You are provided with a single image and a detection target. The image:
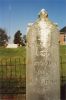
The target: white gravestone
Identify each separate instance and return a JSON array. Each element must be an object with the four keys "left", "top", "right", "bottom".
[{"left": 26, "top": 9, "right": 60, "bottom": 100}]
